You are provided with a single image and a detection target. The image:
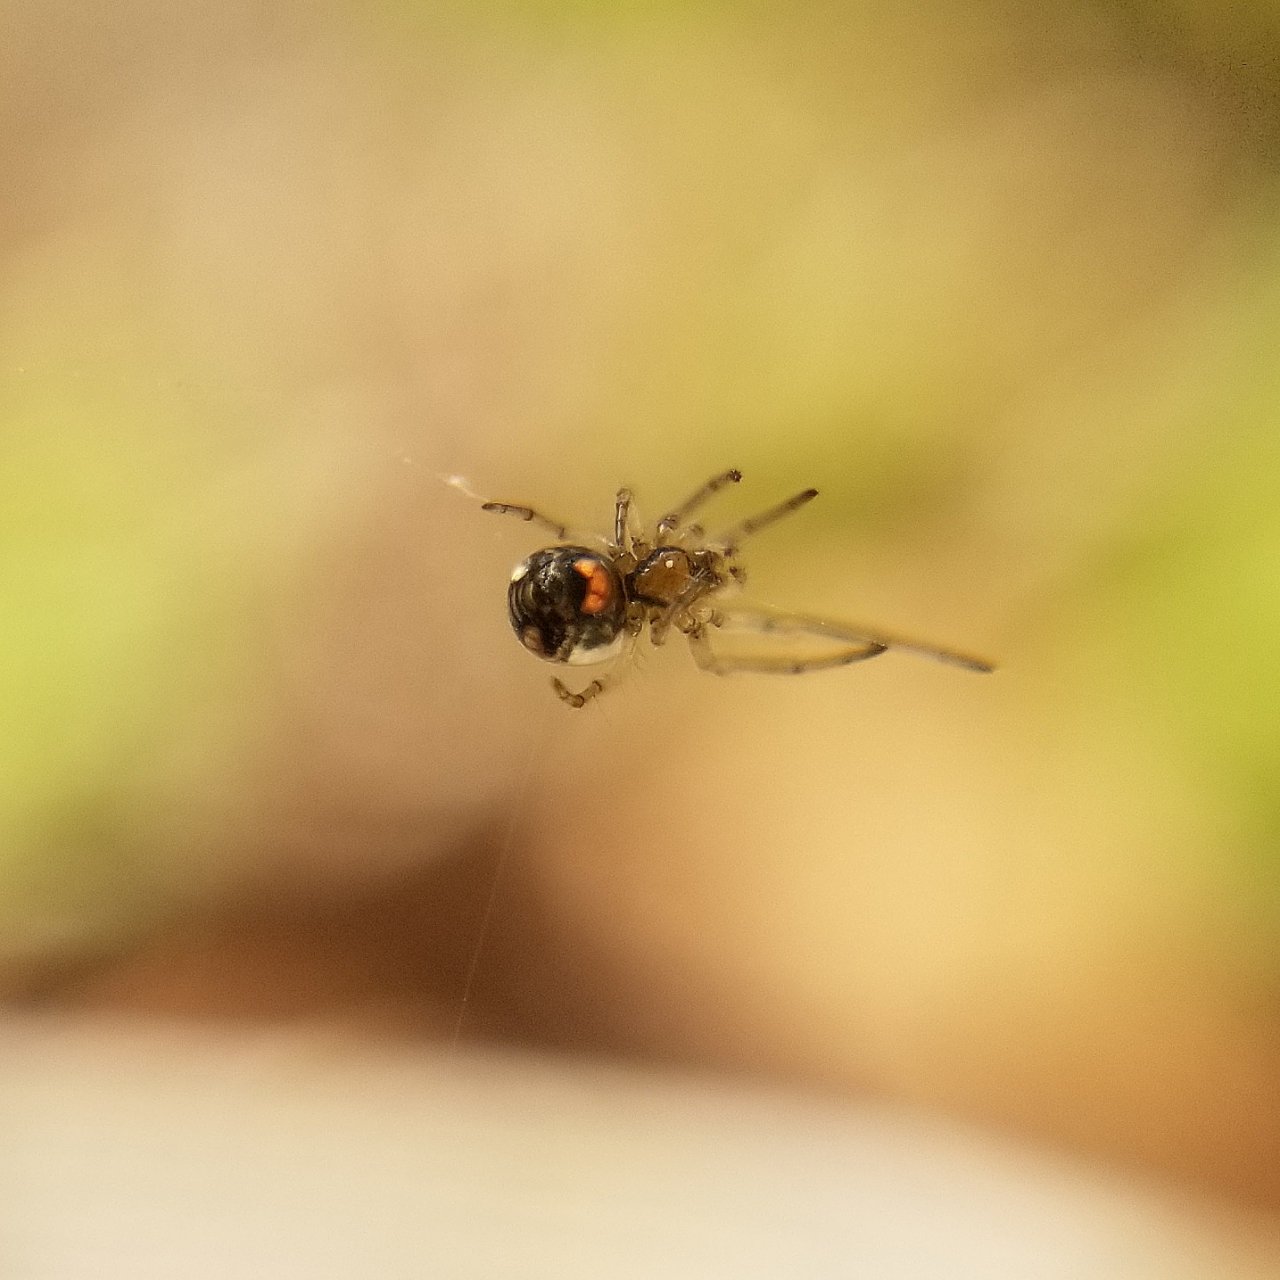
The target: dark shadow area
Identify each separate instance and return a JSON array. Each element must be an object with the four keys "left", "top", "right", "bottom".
[{"left": 0, "top": 834, "right": 632, "bottom": 1056}]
